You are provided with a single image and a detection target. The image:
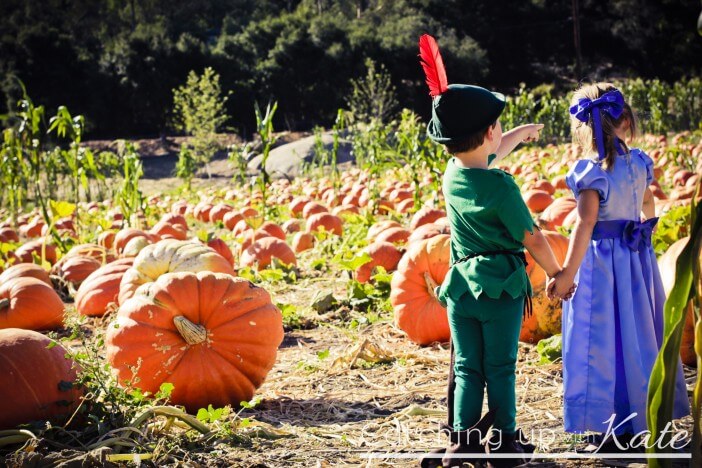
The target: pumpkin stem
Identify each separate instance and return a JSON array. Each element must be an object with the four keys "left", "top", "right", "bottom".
[
  {"left": 173, "top": 316, "right": 207, "bottom": 345},
  {"left": 0, "top": 298, "right": 9, "bottom": 311},
  {"left": 424, "top": 272, "right": 439, "bottom": 300}
]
